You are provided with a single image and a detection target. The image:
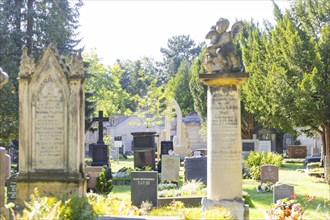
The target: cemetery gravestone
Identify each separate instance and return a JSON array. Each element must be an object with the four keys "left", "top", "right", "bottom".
[
  {"left": 184, "top": 157, "right": 207, "bottom": 184},
  {"left": 199, "top": 18, "right": 247, "bottom": 218},
  {"left": 161, "top": 141, "right": 173, "bottom": 156},
  {"left": 161, "top": 155, "right": 180, "bottom": 182},
  {"left": 131, "top": 171, "right": 158, "bottom": 207},
  {"left": 91, "top": 111, "right": 109, "bottom": 166},
  {"left": 5, "top": 154, "right": 11, "bottom": 179},
  {"left": 85, "top": 166, "right": 103, "bottom": 191},
  {"left": 260, "top": 165, "right": 279, "bottom": 184},
  {"left": 132, "top": 132, "right": 156, "bottom": 169},
  {"left": 0, "top": 147, "right": 6, "bottom": 208},
  {"left": 288, "top": 145, "right": 307, "bottom": 158},
  {"left": 311, "top": 147, "right": 321, "bottom": 157},
  {"left": 258, "top": 141, "right": 271, "bottom": 153},
  {"left": 6, "top": 173, "right": 18, "bottom": 204},
  {"left": 273, "top": 183, "right": 294, "bottom": 203},
  {"left": 16, "top": 45, "right": 86, "bottom": 204}
]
